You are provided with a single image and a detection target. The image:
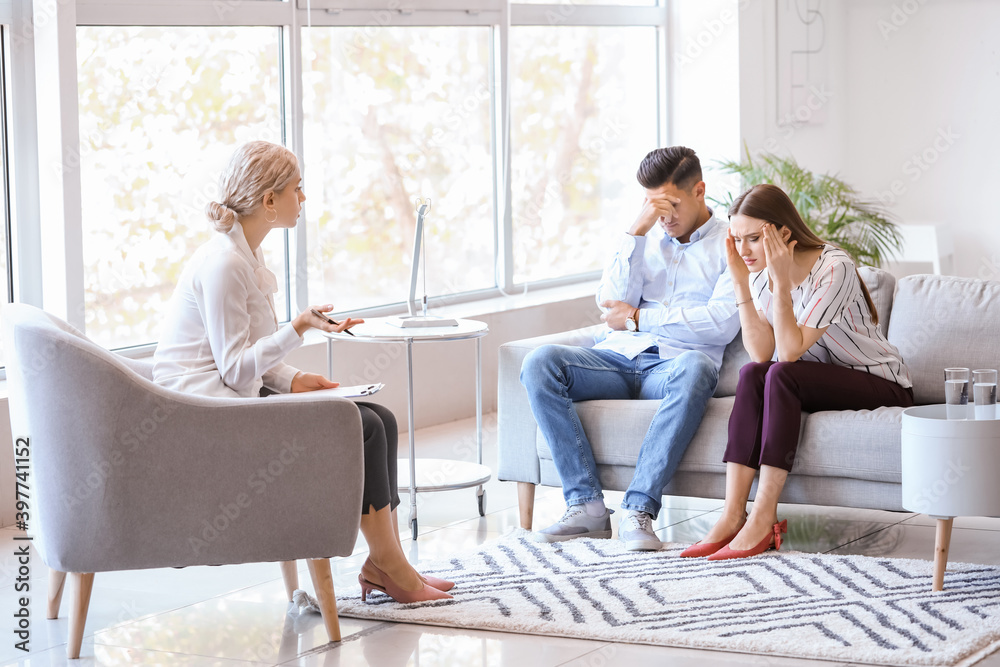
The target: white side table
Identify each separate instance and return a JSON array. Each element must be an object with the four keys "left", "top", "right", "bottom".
[
  {"left": 901, "top": 404, "right": 1000, "bottom": 590},
  {"left": 323, "top": 318, "right": 491, "bottom": 540}
]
